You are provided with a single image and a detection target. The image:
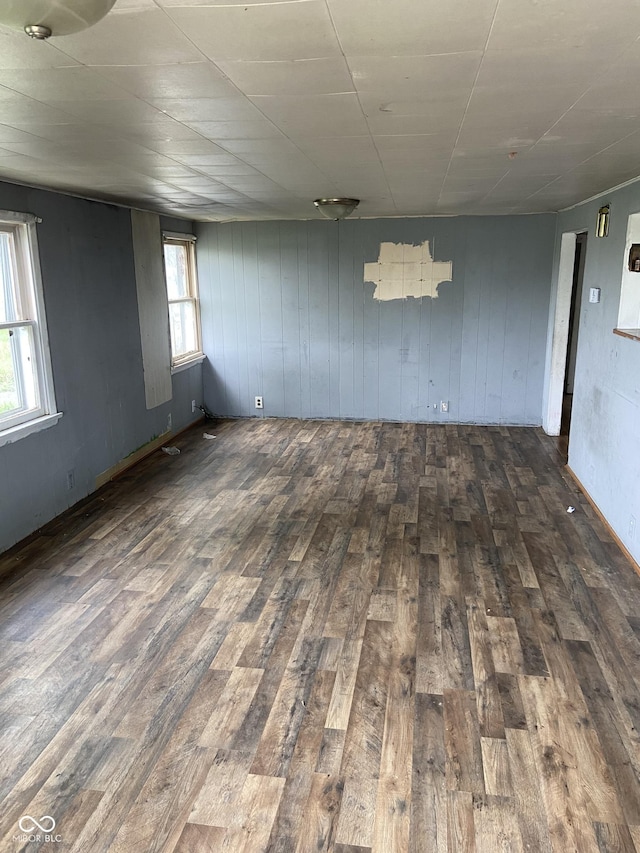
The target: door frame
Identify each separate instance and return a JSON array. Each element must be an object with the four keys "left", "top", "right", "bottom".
[{"left": 543, "top": 230, "right": 582, "bottom": 436}]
